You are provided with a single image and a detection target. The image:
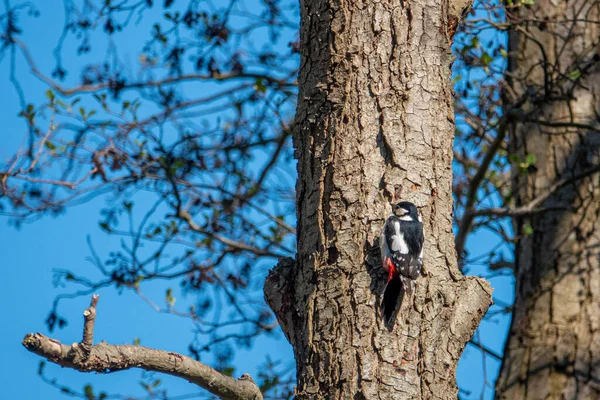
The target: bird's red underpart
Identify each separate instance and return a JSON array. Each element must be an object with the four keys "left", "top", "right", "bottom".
[{"left": 386, "top": 258, "right": 397, "bottom": 283}]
